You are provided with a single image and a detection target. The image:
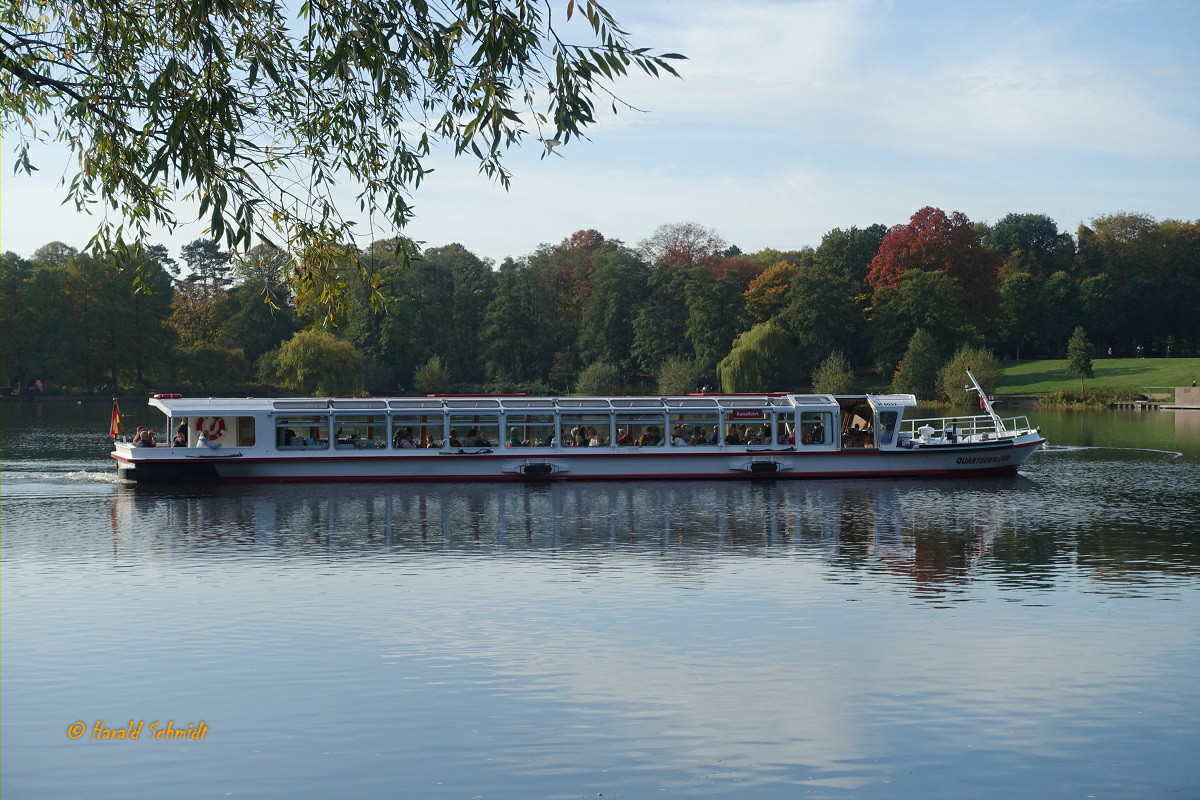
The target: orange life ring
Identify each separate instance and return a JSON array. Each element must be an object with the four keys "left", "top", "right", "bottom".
[{"left": 195, "top": 416, "right": 226, "bottom": 441}]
